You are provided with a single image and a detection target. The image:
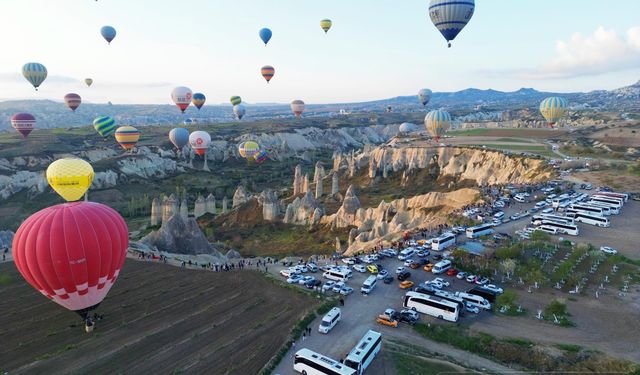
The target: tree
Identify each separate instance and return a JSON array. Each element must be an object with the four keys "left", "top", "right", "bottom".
[
  {"left": 544, "top": 299, "right": 568, "bottom": 317},
  {"left": 500, "top": 258, "right": 516, "bottom": 278},
  {"left": 496, "top": 289, "right": 517, "bottom": 309},
  {"left": 530, "top": 230, "right": 550, "bottom": 242},
  {"left": 495, "top": 245, "right": 522, "bottom": 260}
]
